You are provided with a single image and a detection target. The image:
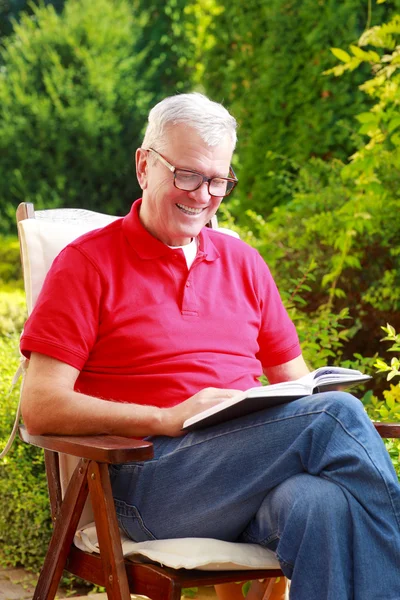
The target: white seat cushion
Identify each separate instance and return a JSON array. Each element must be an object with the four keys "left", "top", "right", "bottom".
[{"left": 74, "top": 523, "right": 280, "bottom": 571}]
